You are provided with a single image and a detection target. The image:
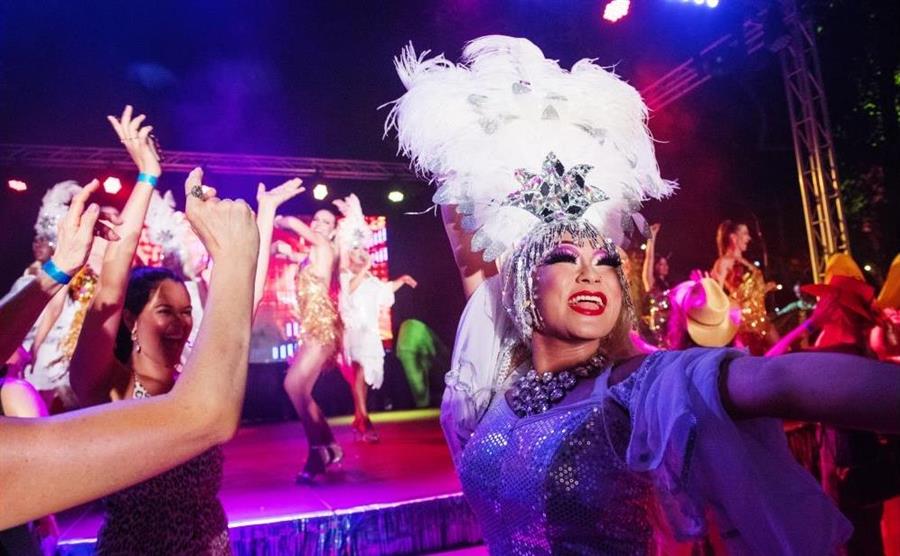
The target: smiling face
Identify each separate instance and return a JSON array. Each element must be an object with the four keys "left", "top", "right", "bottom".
[
  {"left": 310, "top": 209, "right": 337, "bottom": 239},
  {"left": 130, "top": 279, "right": 193, "bottom": 369},
  {"left": 532, "top": 239, "right": 624, "bottom": 343}
]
